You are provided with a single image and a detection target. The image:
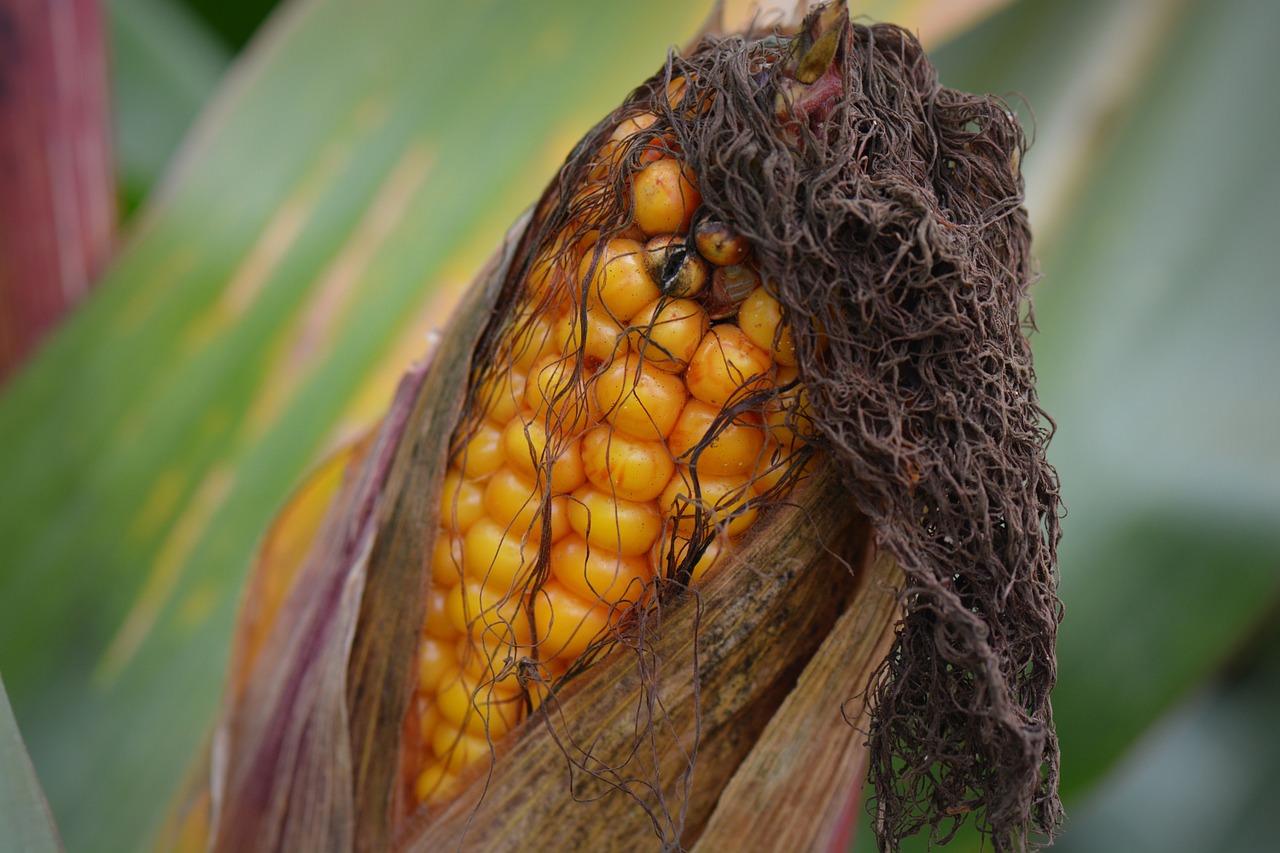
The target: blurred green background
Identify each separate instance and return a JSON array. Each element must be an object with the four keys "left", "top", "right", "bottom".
[{"left": 1, "top": 0, "right": 1277, "bottom": 849}]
